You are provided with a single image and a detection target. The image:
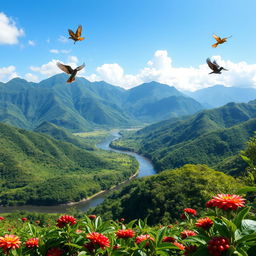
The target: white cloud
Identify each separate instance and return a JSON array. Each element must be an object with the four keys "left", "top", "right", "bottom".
[
  {"left": 30, "top": 59, "right": 62, "bottom": 76},
  {"left": 50, "top": 49, "right": 59, "bottom": 54},
  {"left": 28, "top": 40, "right": 35, "bottom": 46},
  {"left": 0, "top": 12, "right": 24, "bottom": 45},
  {"left": 50, "top": 49, "right": 71, "bottom": 54},
  {"left": 58, "top": 35, "right": 68, "bottom": 43},
  {"left": 24, "top": 73, "right": 39, "bottom": 82},
  {"left": 29, "top": 55, "right": 84, "bottom": 77},
  {"left": 86, "top": 50, "right": 256, "bottom": 91},
  {"left": 0, "top": 65, "right": 18, "bottom": 81}
]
